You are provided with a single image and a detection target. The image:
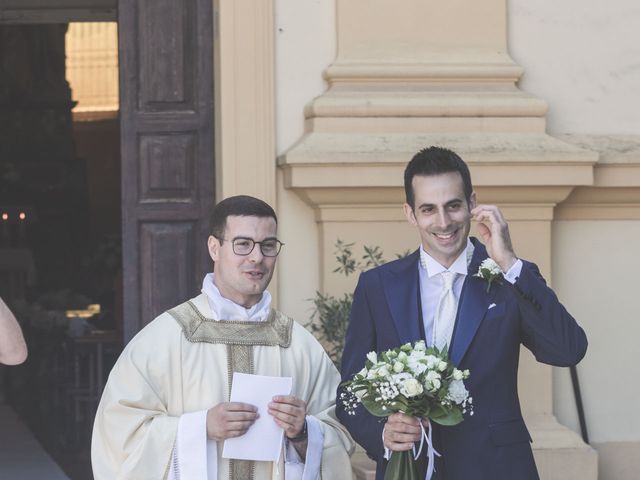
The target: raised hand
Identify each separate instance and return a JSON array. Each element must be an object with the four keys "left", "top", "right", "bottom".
[
  {"left": 207, "top": 402, "right": 259, "bottom": 441},
  {"left": 471, "top": 204, "right": 517, "bottom": 272}
]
